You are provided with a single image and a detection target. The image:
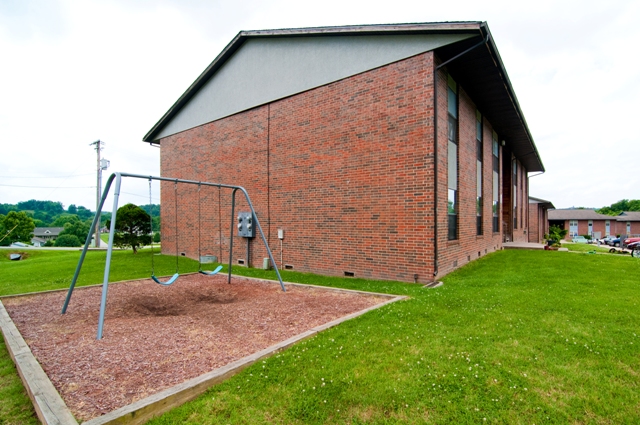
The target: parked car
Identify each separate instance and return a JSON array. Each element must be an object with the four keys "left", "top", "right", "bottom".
[
  {"left": 571, "top": 236, "right": 588, "bottom": 244},
  {"left": 623, "top": 236, "right": 640, "bottom": 247},
  {"left": 600, "top": 235, "right": 616, "bottom": 245},
  {"left": 628, "top": 241, "right": 640, "bottom": 258}
]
